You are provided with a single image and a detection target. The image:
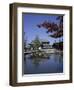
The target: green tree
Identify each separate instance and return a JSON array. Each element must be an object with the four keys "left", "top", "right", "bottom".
[
  {"left": 31, "top": 36, "right": 41, "bottom": 50},
  {"left": 24, "top": 32, "right": 27, "bottom": 51}
]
